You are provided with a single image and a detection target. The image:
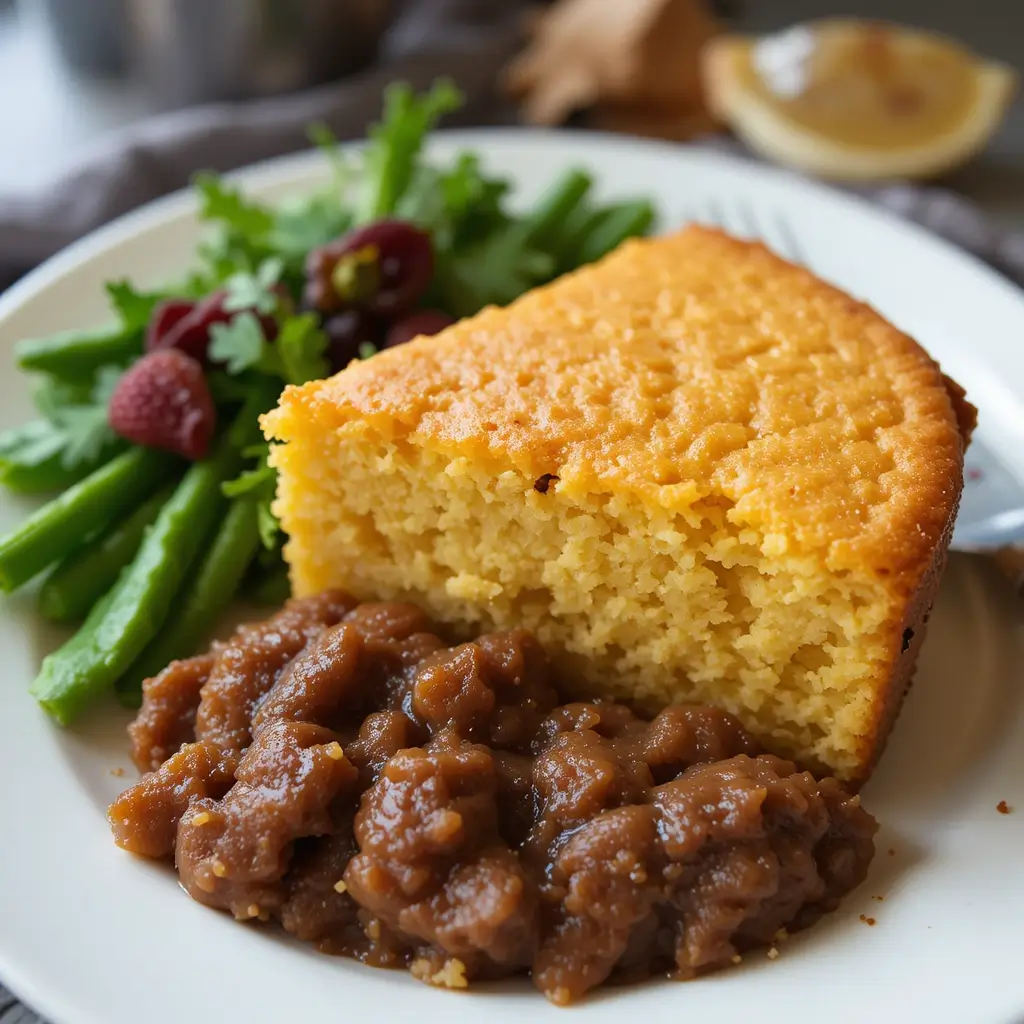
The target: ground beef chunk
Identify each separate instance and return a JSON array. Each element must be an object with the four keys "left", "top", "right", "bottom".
[
  {"left": 110, "top": 593, "right": 357, "bottom": 858},
  {"left": 250, "top": 622, "right": 364, "bottom": 735},
  {"left": 195, "top": 590, "right": 356, "bottom": 759},
  {"left": 652, "top": 755, "right": 847, "bottom": 977},
  {"left": 345, "top": 736, "right": 536, "bottom": 975},
  {"left": 129, "top": 653, "right": 213, "bottom": 773},
  {"left": 533, "top": 803, "right": 661, "bottom": 1002},
  {"left": 279, "top": 829, "right": 364, "bottom": 949},
  {"left": 176, "top": 720, "right": 358, "bottom": 919},
  {"left": 110, "top": 594, "right": 877, "bottom": 1004},
  {"left": 345, "top": 710, "right": 422, "bottom": 788},
  {"left": 109, "top": 740, "right": 233, "bottom": 857}
]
